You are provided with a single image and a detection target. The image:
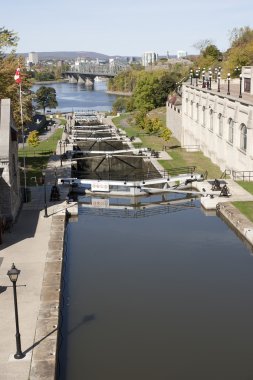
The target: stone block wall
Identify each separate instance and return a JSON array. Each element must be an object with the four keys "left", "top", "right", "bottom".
[{"left": 0, "top": 99, "right": 21, "bottom": 220}]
